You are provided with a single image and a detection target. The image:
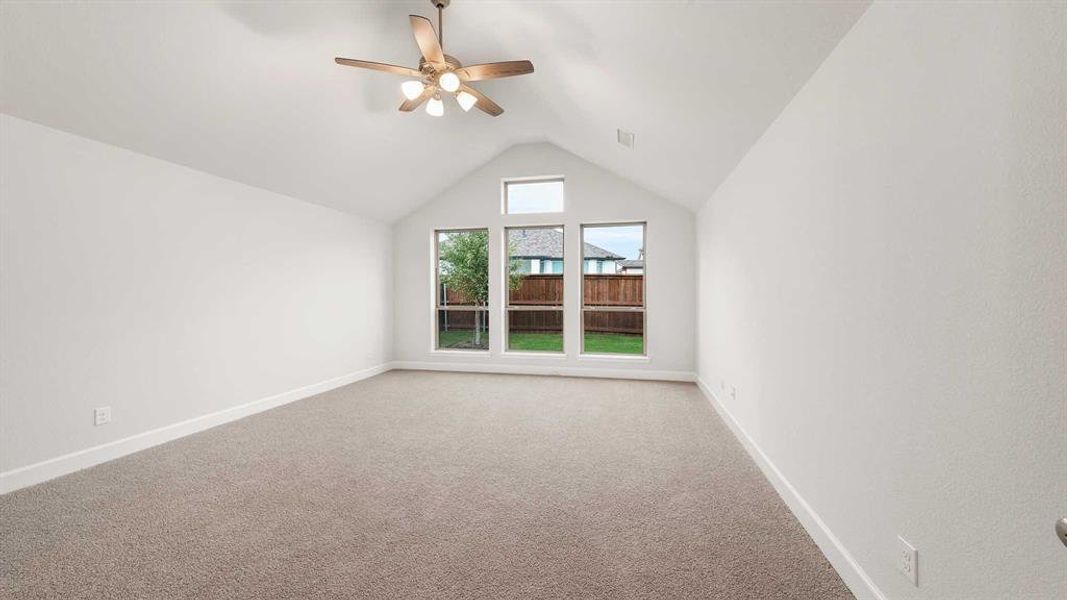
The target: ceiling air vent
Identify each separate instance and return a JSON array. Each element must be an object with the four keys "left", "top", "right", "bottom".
[{"left": 617, "top": 129, "right": 635, "bottom": 149}]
